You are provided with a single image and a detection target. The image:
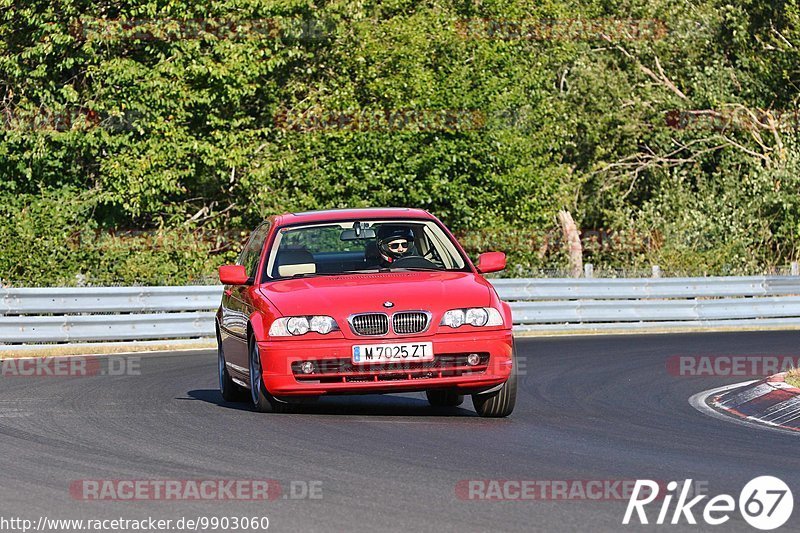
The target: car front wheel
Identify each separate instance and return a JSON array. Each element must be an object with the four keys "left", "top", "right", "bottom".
[
  {"left": 249, "top": 338, "right": 293, "bottom": 413},
  {"left": 472, "top": 348, "right": 517, "bottom": 418}
]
